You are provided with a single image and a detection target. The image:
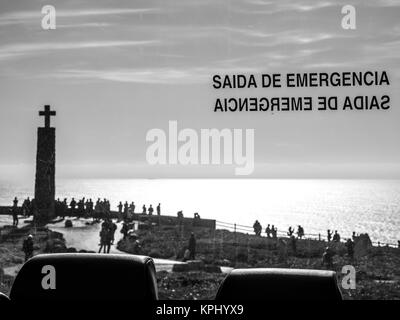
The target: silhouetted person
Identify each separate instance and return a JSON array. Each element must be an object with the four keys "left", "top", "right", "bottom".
[
  {"left": 142, "top": 205, "right": 147, "bottom": 214},
  {"left": 253, "top": 220, "right": 262, "bottom": 236},
  {"left": 130, "top": 202, "right": 135, "bottom": 214},
  {"left": 188, "top": 233, "right": 196, "bottom": 260},
  {"left": 265, "top": 224, "right": 271, "bottom": 238},
  {"left": 322, "top": 247, "right": 334, "bottom": 269},
  {"left": 77, "top": 199, "right": 84, "bottom": 218},
  {"left": 110, "top": 221, "right": 117, "bottom": 245},
  {"left": 124, "top": 201, "right": 129, "bottom": 216},
  {"left": 118, "top": 202, "right": 123, "bottom": 214},
  {"left": 61, "top": 198, "right": 67, "bottom": 218},
  {"left": 70, "top": 198, "right": 76, "bottom": 214},
  {"left": 12, "top": 197, "right": 19, "bottom": 226},
  {"left": 12, "top": 207, "right": 19, "bottom": 227},
  {"left": 327, "top": 229, "right": 332, "bottom": 242},
  {"left": 13, "top": 197, "right": 18, "bottom": 208},
  {"left": 22, "top": 198, "right": 30, "bottom": 217},
  {"left": 121, "top": 222, "right": 129, "bottom": 239},
  {"left": 345, "top": 239, "right": 354, "bottom": 259},
  {"left": 85, "top": 199, "right": 91, "bottom": 215},
  {"left": 106, "top": 226, "right": 113, "bottom": 254},
  {"left": 157, "top": 203, "right": 161, "bottom": 215},
  {"left": 352, "top": 231, "right": 357, "bottom": 241},
  {"left": 87, "top": 199, "right": 94, "bottom": 215},
  {"left": 194, "top": 212, "right": 200, "bottom": 219},
  {"left": 148, "top": 205, "right": 154, "bottom": 215},
  {"left": 297, "top": 225, "right": 304, "bottom": 239},
  {"left": 22, "top": 234, "right": 34, "bottom": 262},
  {"left": 98, "top": 225, "right": 108, "bottom": 253},
  {"left": 333, "top": 230, "right": 341, "bottom": 242},
  {"left": 271, "top": 225, "right": 277, "bottom": 239},
  {"left": 287, "top": 226, "right": 294, "bottom": 237}
]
